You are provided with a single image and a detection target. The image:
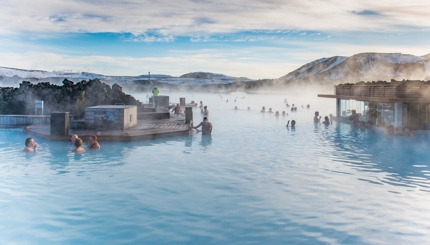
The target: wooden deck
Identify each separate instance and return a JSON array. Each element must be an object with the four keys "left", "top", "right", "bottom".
[{"left": 24, "top": 117, "right": 191, "bottom": 142}]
